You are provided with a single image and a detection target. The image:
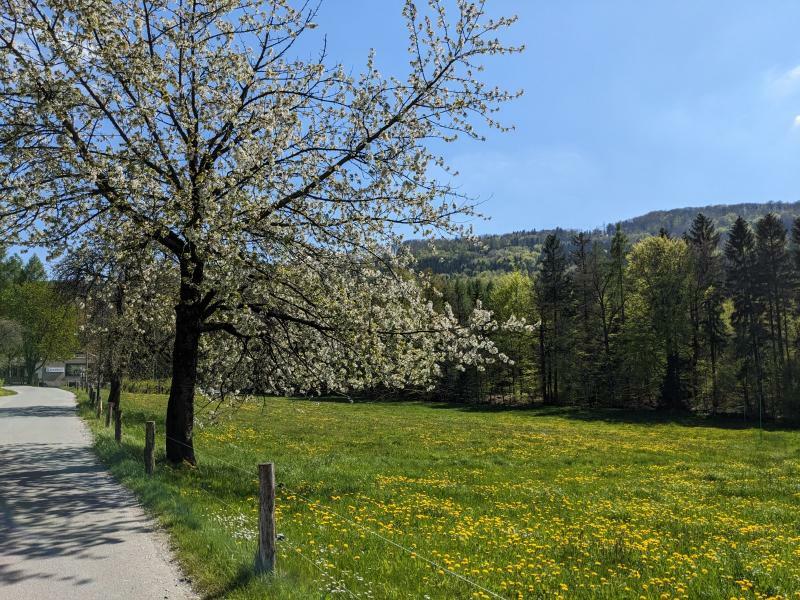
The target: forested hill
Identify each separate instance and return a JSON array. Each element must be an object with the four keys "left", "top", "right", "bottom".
[
  {"left": 615, "top": 201, "right": 800, "bottom": 238},
  {"left": 408, "top": 200, "right": 800, "bottom": 275}
]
